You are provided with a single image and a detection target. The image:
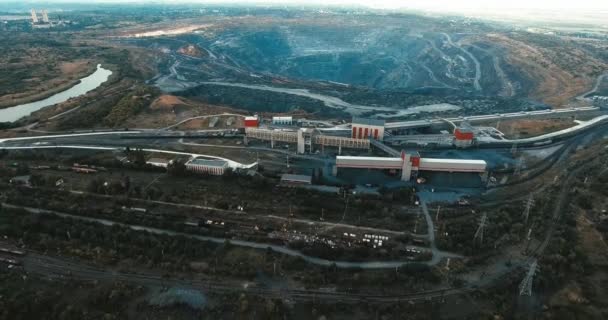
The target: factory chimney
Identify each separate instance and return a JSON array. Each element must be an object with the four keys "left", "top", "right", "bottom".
[
  {"left": 41, "top": 10, "right": 49, "bottom": 23},
  {"left": 30, "top": 9, "right": 38, "bottom": 24}
]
